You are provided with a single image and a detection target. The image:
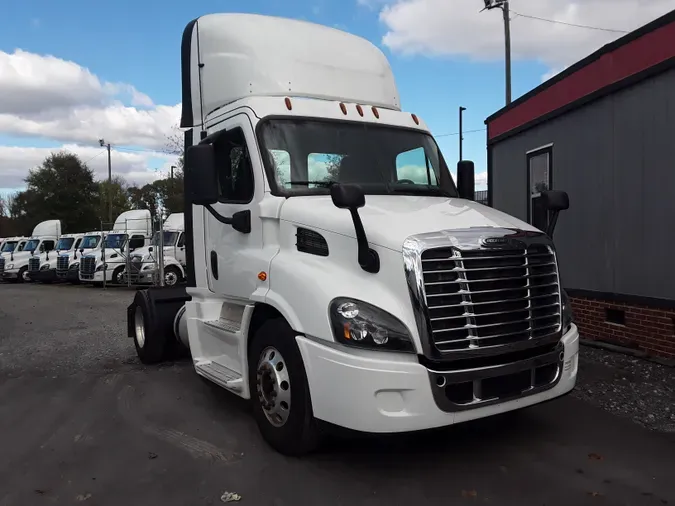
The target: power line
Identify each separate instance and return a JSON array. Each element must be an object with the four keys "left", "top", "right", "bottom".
[
  {"left": 436, "top": 128, "right": 485, "bottom": 138},
  {"left": 511, "top": 10, "right": 628, "bottom": 34},
  {"left": 82, "top": 150, "right": 106, "bottom": 164}
]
